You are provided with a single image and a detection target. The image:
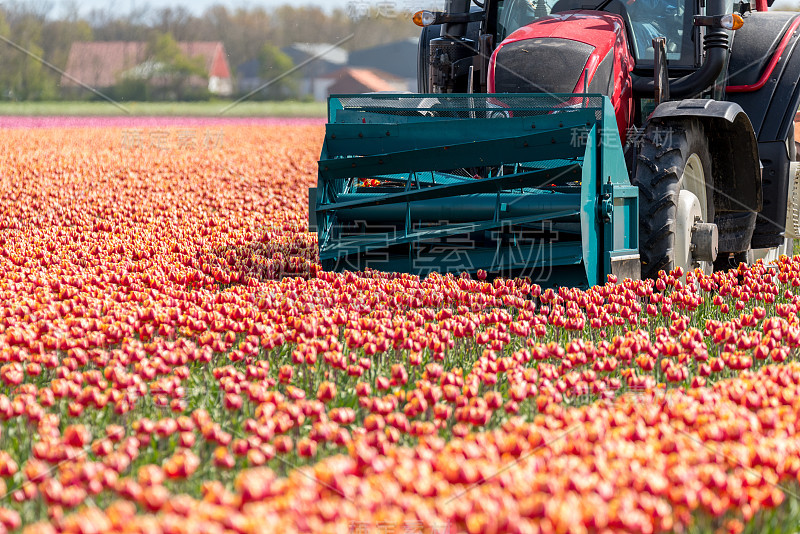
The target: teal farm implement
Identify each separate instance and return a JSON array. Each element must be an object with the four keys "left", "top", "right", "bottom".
[
  {"left": 309, "top": 0, "right": 800, "bottom": 286},
  {"left": 310, "top": 93, "right": 638, "bottom": 288}
]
